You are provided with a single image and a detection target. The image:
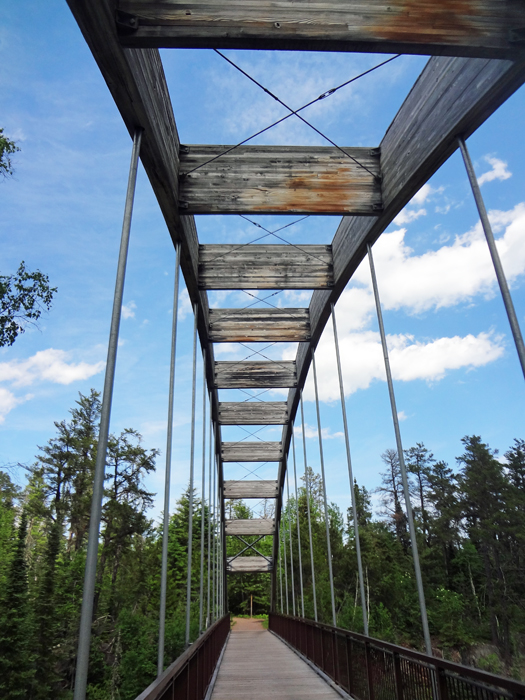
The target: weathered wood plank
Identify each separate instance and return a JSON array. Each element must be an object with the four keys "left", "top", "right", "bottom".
[
  {"left": 224, "top": 480, "right": 279, "bottom": 498},
  {"left": 209, "top": 308, "right": 311, "bottom": 343},
  {"left": 218, "top": 402, "right": 288, "bottom": 425},
  {"left": 227, "top": 556, "right": 273, "bottom": 573},
  {"left": 118, "top": 0, "right": 525, "bottom": 60},
  {"left": 221, "top": 442, "right": 283, "bottom": 462},
  {"left": 226, "top": 519, "right": 275, "bottom": 535},
  {"left": 200, "top": 246, "right": 332, "bottom": 290},
  {"left": 215, "top": 361, "right": 297, "bottom": 388},
  {"left": 179, "top": 146, "right": 382, "bottom": 215}
]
